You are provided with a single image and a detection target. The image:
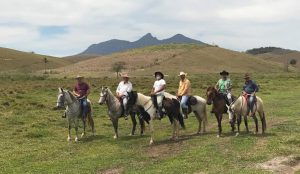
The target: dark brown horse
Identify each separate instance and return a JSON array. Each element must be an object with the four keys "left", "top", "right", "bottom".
[{"left": 206, "top": 86, "right": 235, "bottom": 137}]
